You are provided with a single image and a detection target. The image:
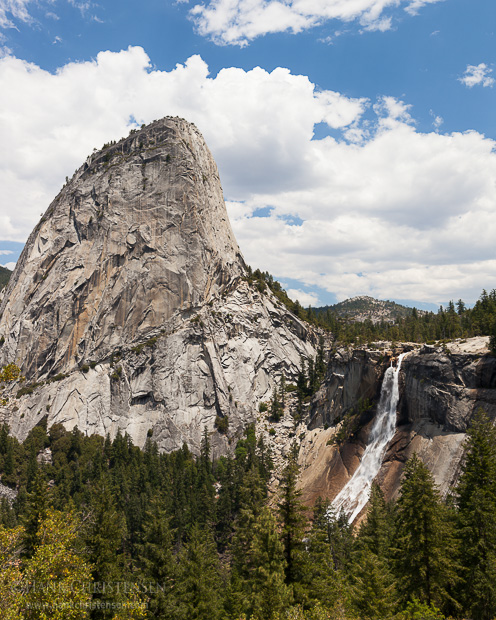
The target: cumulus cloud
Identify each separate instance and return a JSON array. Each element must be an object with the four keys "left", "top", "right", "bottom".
[
  {"left": 1, "top": 262, "right": 16, "bottom": 270},
  {"left": 189, "top": 0, "right": 445, "bottom": 46},
  {"left": 287, "top": 289, "right": 320, "bottom": 307},
  {"left": 459, "top": 63, "right": 495, "bottom": 88},
  {"left": 1, "top": 46, "right": 495, "bottom": 305}
]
